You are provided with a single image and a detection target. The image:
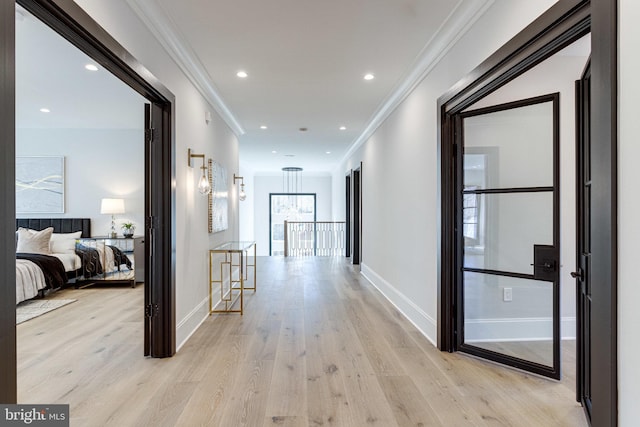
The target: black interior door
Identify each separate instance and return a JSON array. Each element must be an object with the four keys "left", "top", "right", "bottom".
[
  {"left": 345, "top": 174, "right": 351, "bottom": 258},
  {"left": 352, "top": 168, "right": 361, "bottom": 266},
  {"left": 144, "top": 102, "right": 174, "bottom": 358},
  {"left": 143, "top": 104, "right": 152, "bottom": 356},
  {"left": 574, "top": 59, "right": 592, "bottom": 420}
]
